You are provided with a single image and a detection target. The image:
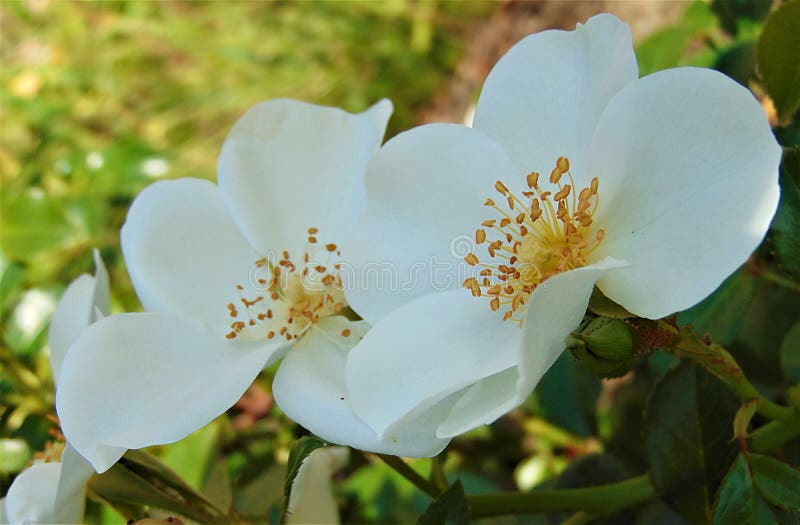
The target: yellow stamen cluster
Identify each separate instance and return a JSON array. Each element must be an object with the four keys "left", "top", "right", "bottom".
[
  {"left": 33, "top": 419, "right": 66, "bottom": 463},
  {"left": 463, "top": 156, "right": 604, "bottom": 325},
  {"left": 226, "top": 227, "right": 348, "bottom": 342}
]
